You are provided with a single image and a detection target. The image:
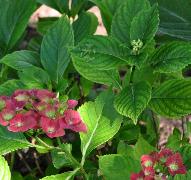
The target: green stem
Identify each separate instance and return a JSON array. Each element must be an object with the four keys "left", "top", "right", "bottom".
[
  {"left": 35, "top": 137, "right": 54, "bottom": 150},
  {"left": 129, "top": 66, "right": 136, "bottom": 84},
  {"left": 61, "top": 150, "right": 88, "bottom": 179},
  {"left": 35, "top": 137, "right": 88, "bottom": 179},
  {"left": 10, "top": 152, "right": 15, "bottom": 170}
]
